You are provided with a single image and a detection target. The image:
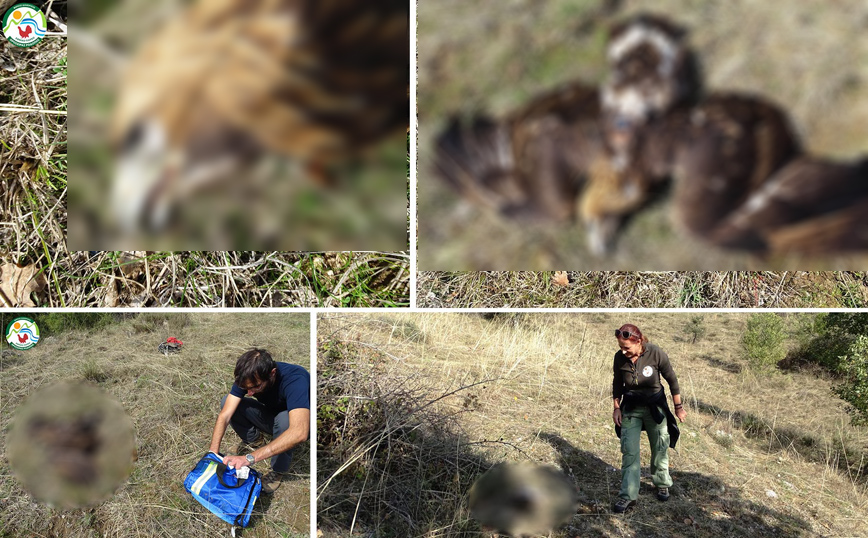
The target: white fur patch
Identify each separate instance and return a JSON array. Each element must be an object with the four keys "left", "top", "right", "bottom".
[
  {"left": 608, "top": 23, "right": 680, "bottom": 77},
  {"left": 494, "top": 126, "right": 513, "bottom": 169},
  {"left": 605, "top": 87, "right": 649, "bottom": 120},
  {"left": 112, "top": 120, "right": 169, "bottom": 232},
  {"left": 730, "top": 185, "right": 776, "bottom": 226}
]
